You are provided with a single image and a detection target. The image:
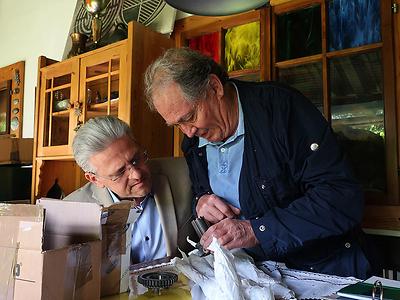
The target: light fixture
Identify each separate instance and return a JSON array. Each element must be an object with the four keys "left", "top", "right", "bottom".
[{"left": 164, "top": 0, "right": 269, "bottom": 16}]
